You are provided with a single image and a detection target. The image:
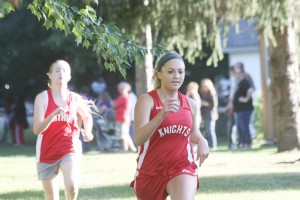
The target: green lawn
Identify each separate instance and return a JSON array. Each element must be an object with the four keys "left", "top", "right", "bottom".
[{"left": 0, "top": 130, "right": 300, "bottom": 200}]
